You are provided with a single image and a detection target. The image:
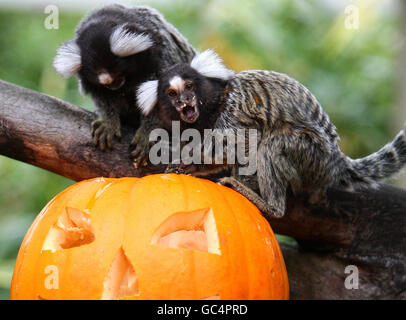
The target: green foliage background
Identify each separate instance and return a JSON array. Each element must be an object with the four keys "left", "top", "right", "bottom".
[{"left": 0, "top": 0, "right": 402, "bottom": 299}]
